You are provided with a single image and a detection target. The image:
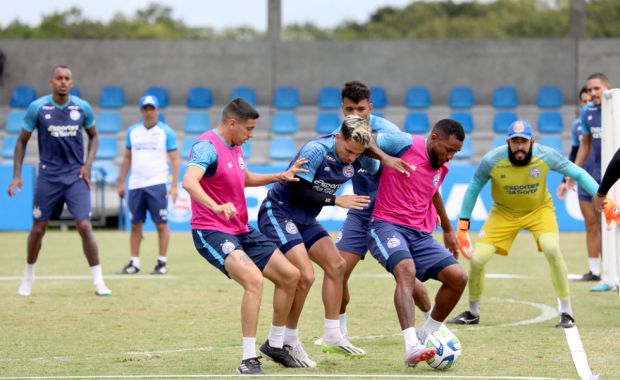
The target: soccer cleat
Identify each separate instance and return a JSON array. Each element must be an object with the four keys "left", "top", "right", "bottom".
[
  {"left": 236, "top": 357, "right": 263, "bottom": 375},
  {"left": 151, "top": 260, "right": 168, "bottom": 275},
  {"left": 285, "top": 343, "right": 317, "bottom": 368},
  {"left": 321, "top": 337, "right": 366, "bottom": 358},
  {"left": 447, "top": 310, "right": 480, "bottom": 325},
  {"left": 259, "top": 340, "right": 304, "bottom": 368},
  {"left": 579, "top": 271, "right": 601, "bottom": 282},
  {"left": 94, "top": 283, "right": 112, "bottom": 296},
  {"left": 121, "top": 261, "right": 140, "bottom": 274},
  {"left": 590, "top": 283, "right": 613, "bottom": 292},
  {"left": 404, "top": 345, "right": 436, "bottom": 367},
  {"left": 555, "top": 312, "right": 575, "bottom": 328},
  {"left": 17, "top": 278, "right": 34, "bottom": 296}
]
